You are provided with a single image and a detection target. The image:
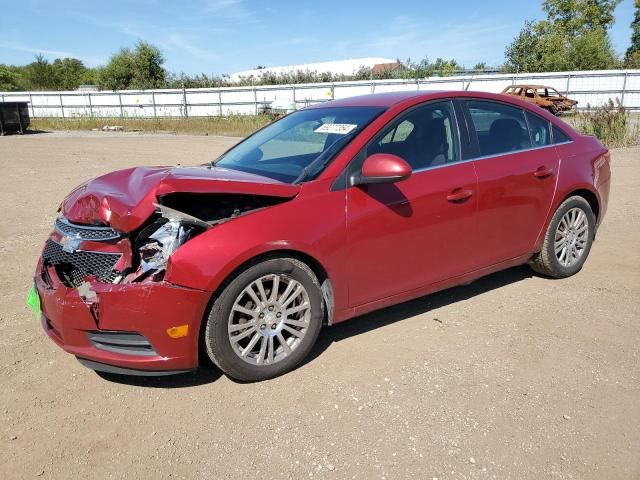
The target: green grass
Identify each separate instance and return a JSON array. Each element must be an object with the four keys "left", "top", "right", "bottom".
[
  {"left": 564, "top": 101, "right": 640, "bottom": 148},
  {"left": 30, "top": 115, "right": 272, "bottom": 137}
]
